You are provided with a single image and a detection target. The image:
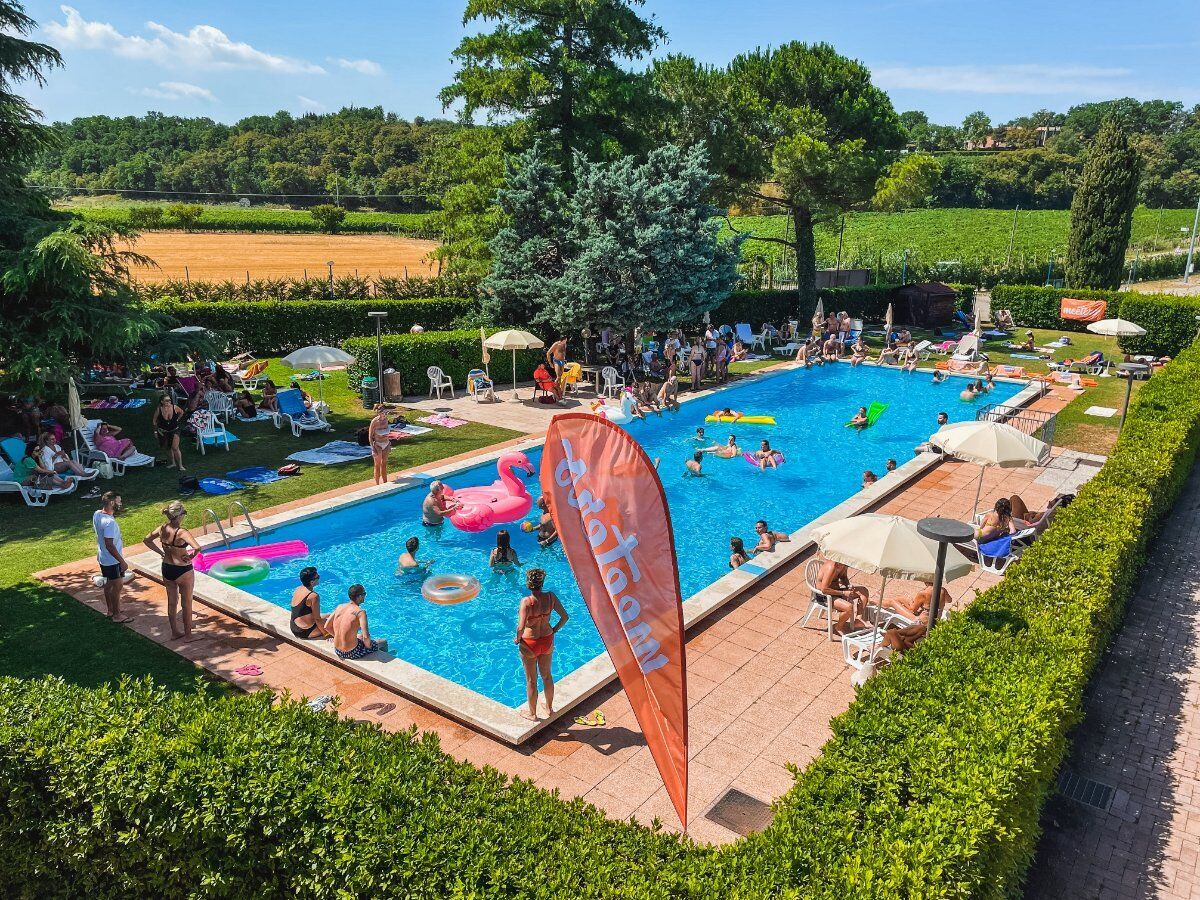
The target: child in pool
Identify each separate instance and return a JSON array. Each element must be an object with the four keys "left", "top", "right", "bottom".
[{"left": 396, "top": 536, "right": 432, "bottom": 574}]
